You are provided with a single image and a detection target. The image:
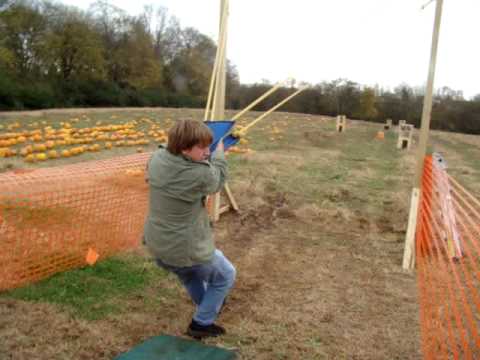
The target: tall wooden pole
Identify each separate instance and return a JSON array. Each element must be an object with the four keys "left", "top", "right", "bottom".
[
  {"left": 204, "top": 0, "right": 228, "bottom": 121},
  {"left": 218, "top": 0, "right": 227, "bottom": 115},
  {"left": 212, "top": 0, "right": 228, "bottom": 121},
  {"left": 210, "top": 0, "right": 230, "bottom": 221},
  {"left": 414, "top": 0, "right": 444, "bottom": 187},
  {"left": 403, "top": 0, "right": 444, "bottom": 270}
]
